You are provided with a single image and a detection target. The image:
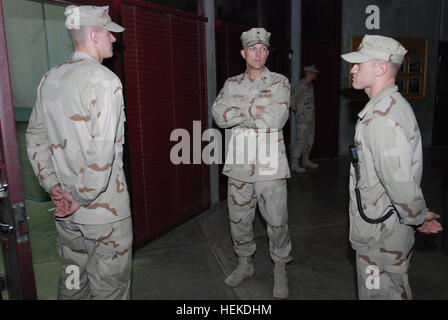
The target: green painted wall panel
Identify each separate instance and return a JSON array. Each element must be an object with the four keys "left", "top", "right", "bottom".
[
  {"left": 2, "top": 0, "right": 72, "bottom": 200},
  {"left": 2, "top": 0, "right": 73, "bottom": 118}
]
